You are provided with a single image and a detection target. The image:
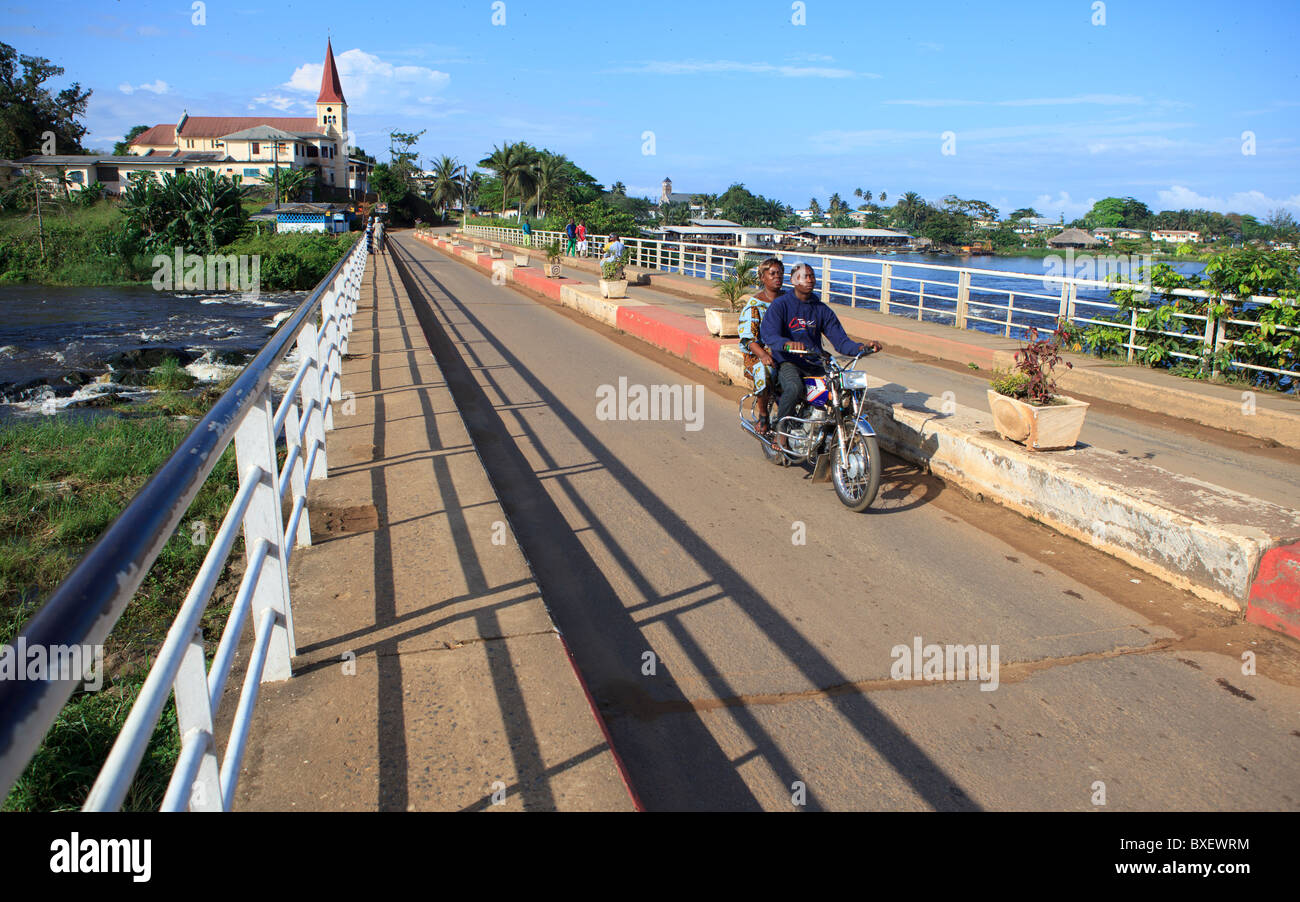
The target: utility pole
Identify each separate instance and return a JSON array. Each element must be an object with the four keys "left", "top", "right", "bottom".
[{"left": 274, "top": 141, "right": 281, "bottom": 210}]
